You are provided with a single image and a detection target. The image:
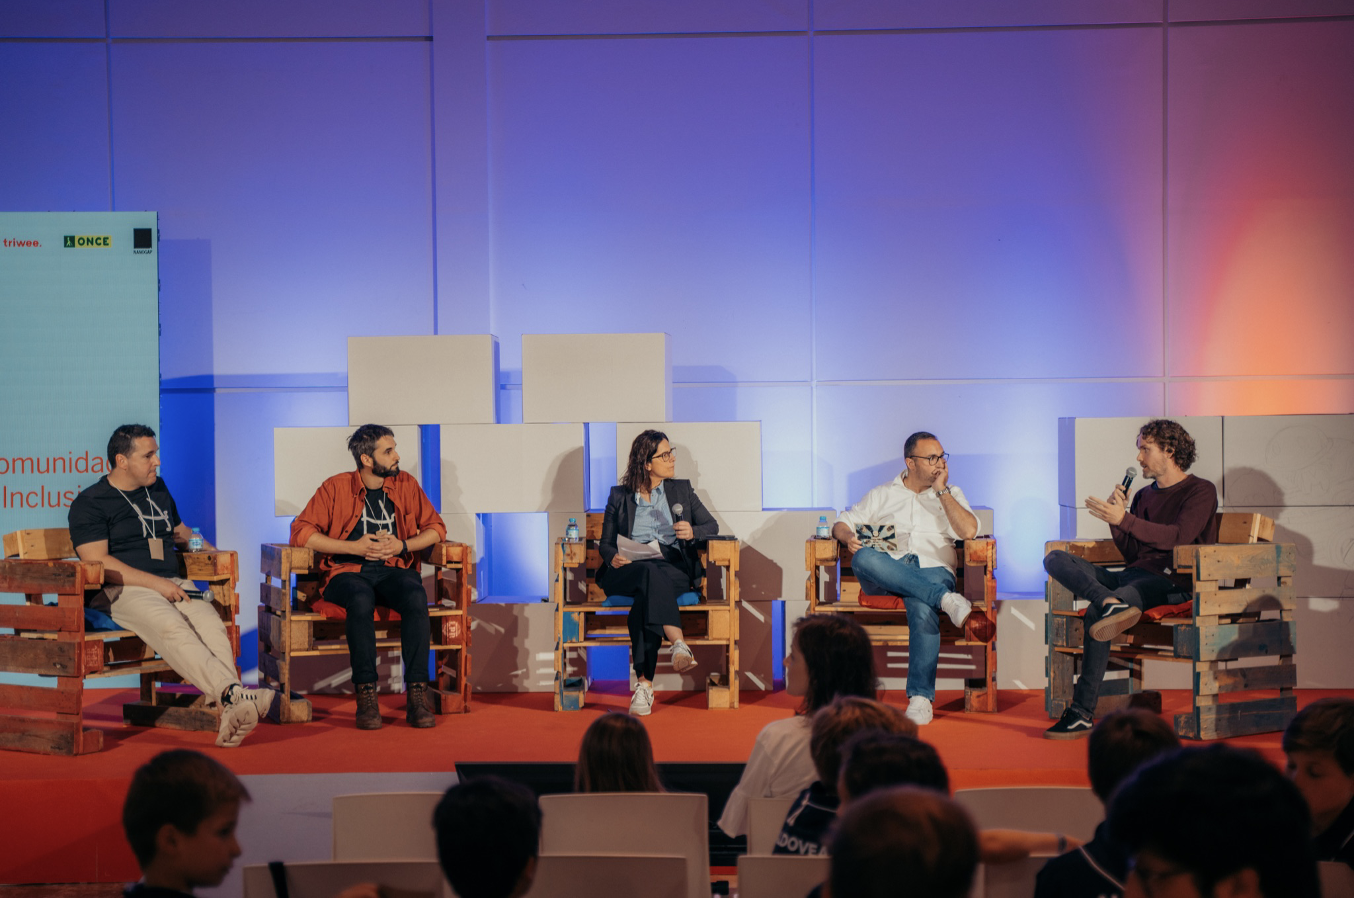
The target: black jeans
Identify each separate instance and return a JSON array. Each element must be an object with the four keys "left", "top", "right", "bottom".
[
  {"left": 325, "top": 566, "right": 431, "bottom": 686},
  {"left": 1043, "top": 550, "right": 1184, "bottom": 718},
  {"left": 601, "top": 544, "right": 692, "bottom": 680}
]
